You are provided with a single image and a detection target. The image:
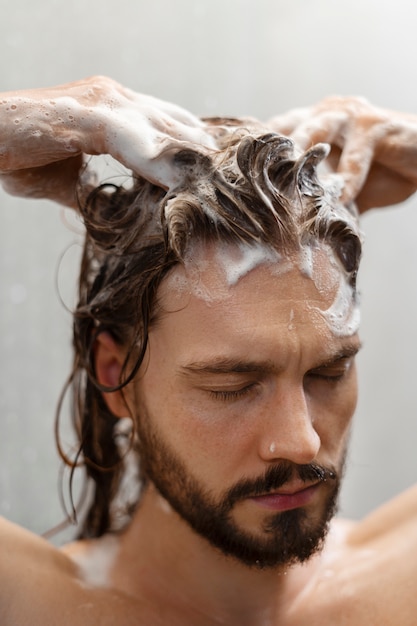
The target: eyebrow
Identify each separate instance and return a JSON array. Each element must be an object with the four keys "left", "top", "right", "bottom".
[
  {"left": 311, "top": 342, "right": 362, "bottom": 369},
  {"left": 180, "top": 342, "right": 362, "bottom": 376},
  {"left": 181, "top": 358, "right": 278, "bottom": 376}
]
